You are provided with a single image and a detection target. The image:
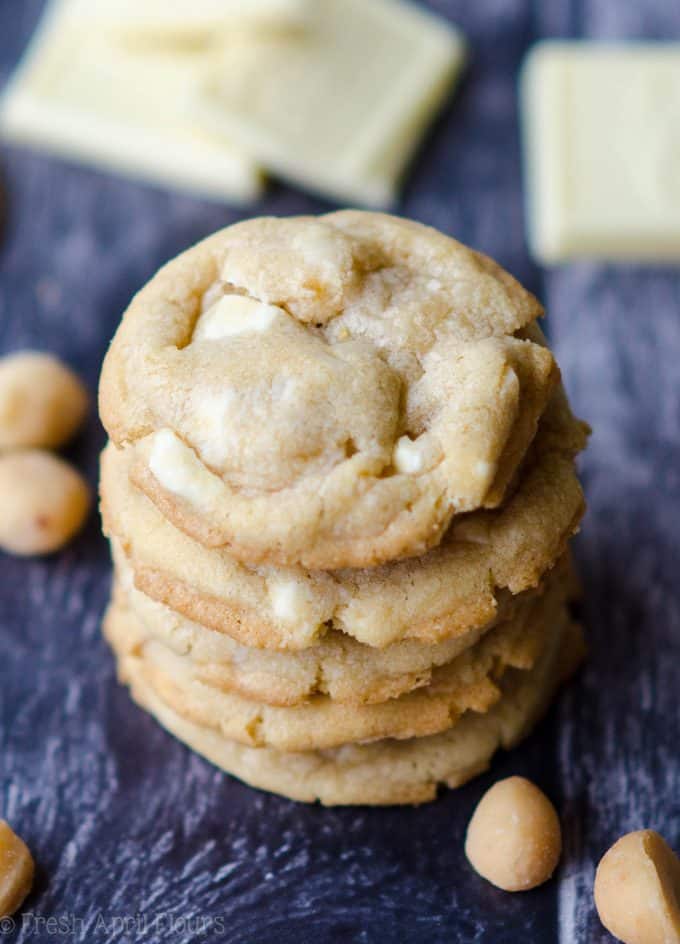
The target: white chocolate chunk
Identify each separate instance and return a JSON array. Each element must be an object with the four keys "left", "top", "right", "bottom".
[
  {"left": 201, "top": 281, "right": 228, "bottom": 313},
  {"left": 267, "top": 579, "right": 324, "bottom": 642},
  {"left": 148, "top": 430, "right": 223, "bottom": 507},
  {"left": 394, "top": 436, "right": 424, "bottom": 475},
  {"left": 522, "top": 41, "right": 680, "bottom": 262},
  {"left": 290, "top": 226, "right": 349, "bottom": 270},
  {"left": 190, "top": 390, "right": 236, "bottom": 457},
  {"left": 196, "top": 0, "right": 465, "bottom": 206},
  {"left": 269, "top": 580, "right": 309, "bottom": 623},
  {"left": 0, "top": 0, "right": 261, "bottom": 204},
  {"left": 193, "top": 295, "right": 285, "bottom": 341}
]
